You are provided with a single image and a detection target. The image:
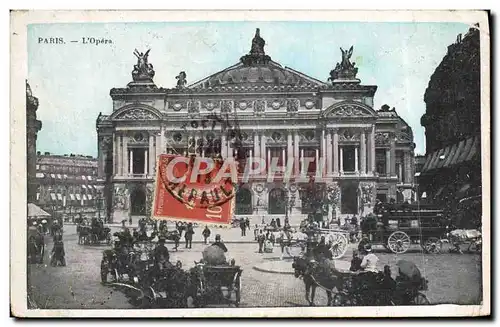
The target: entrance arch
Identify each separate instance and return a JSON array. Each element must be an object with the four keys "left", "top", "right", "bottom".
[
  {"left": 130, "top": 188, "right": 146, "bottom": 215},
  {"left": 235, "top": 188, "right": 252, "bottom": 214},
  {"left": 268, "top": 188, "right": 286, "bottom": 214}
]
